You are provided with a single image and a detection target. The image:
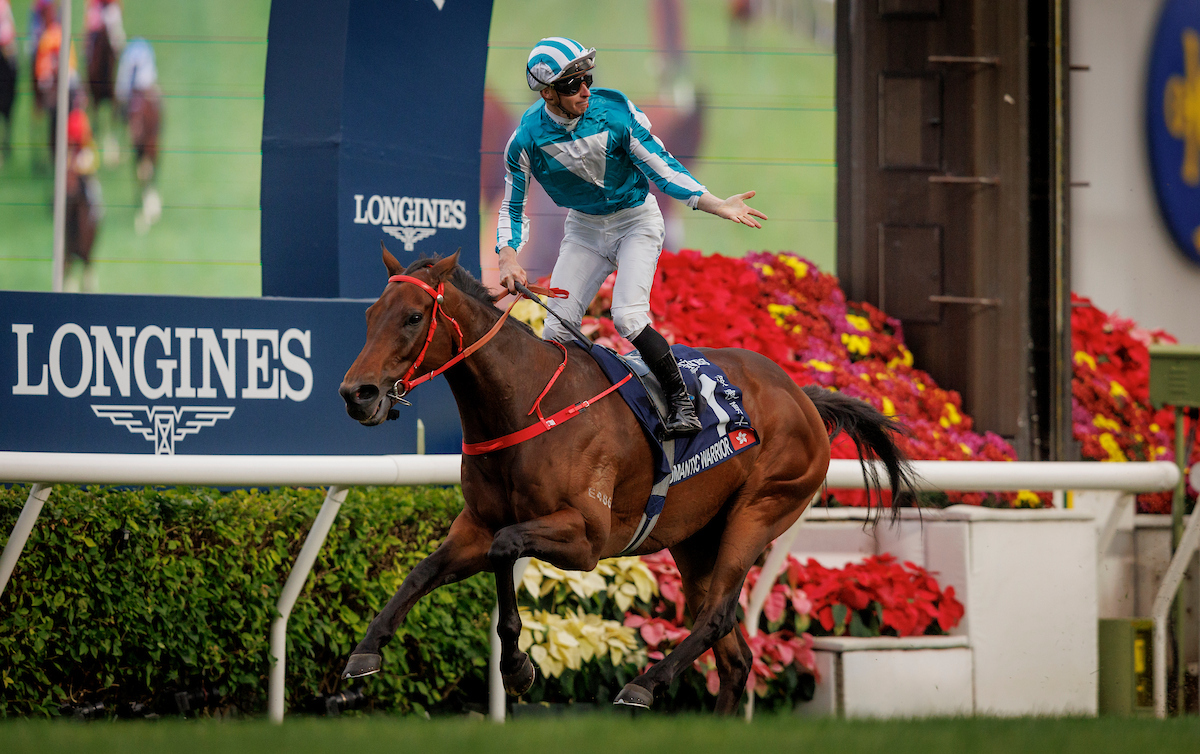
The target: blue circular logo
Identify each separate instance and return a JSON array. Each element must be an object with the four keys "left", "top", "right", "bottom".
[{"left": 1148, "top": 0, "right": 1200, "bottom": 266}]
